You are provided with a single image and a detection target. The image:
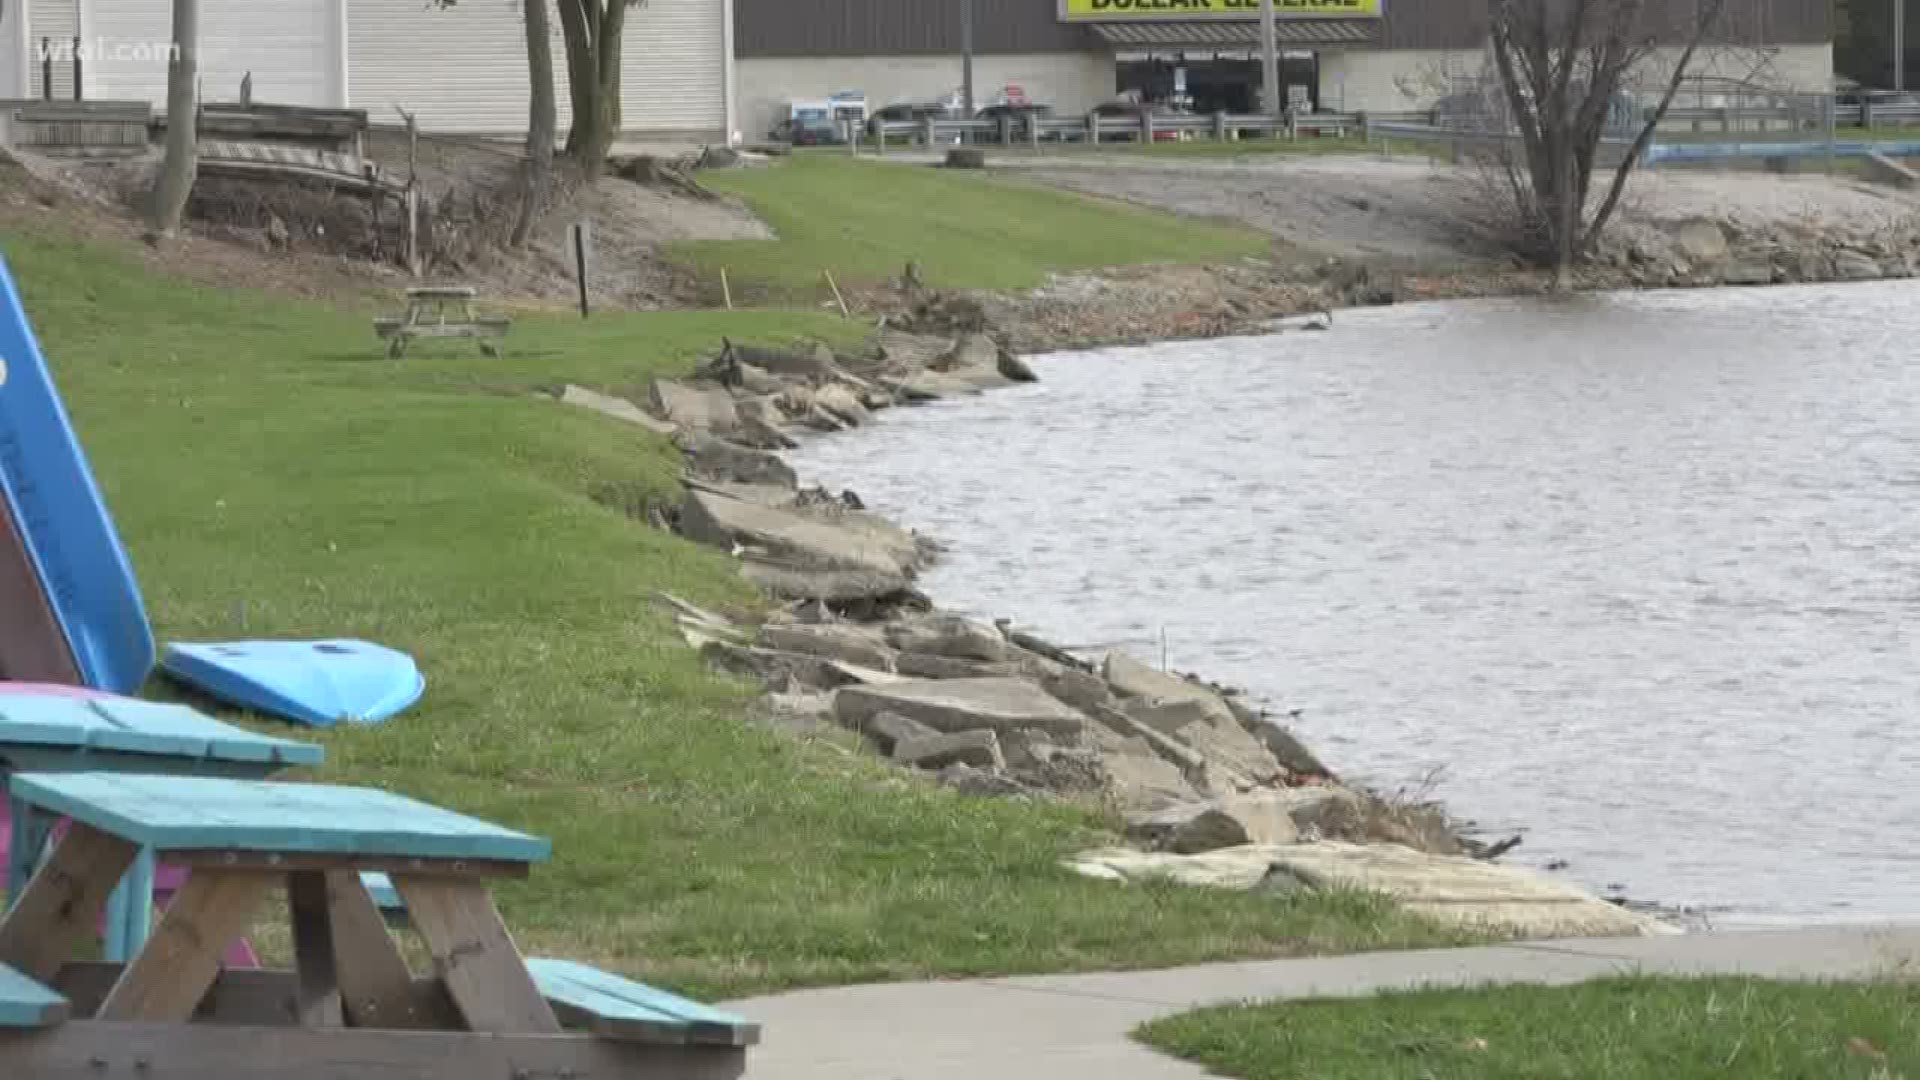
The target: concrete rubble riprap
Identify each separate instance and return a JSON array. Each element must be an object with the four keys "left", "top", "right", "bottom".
[
  {"left": 559, "top": 384, "right": 678, "bottom": 436},
  {"left": 1067, "top": 842, "right": 1675, "bottom": 939},
  {"left": 563, "top": 325, "right": 1645, "bottom": 935},
  {"left": 837, "top": 677, "right": 1092, "bottom": 738}
]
